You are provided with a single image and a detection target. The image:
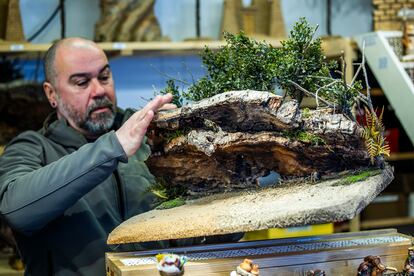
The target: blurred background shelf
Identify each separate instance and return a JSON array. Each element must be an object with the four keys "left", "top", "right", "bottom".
[
  {"left": 362, "top": 217, "right": 414, "bottom": 229},
  {"left": 0, "top": 37, "right": 350, "bottom": 58},
  {"left": 386, "top": 151, "right": 414, "bottom": 161},
  {"left": 0, "top": 40, "right": 232, "bottom": 55}
]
